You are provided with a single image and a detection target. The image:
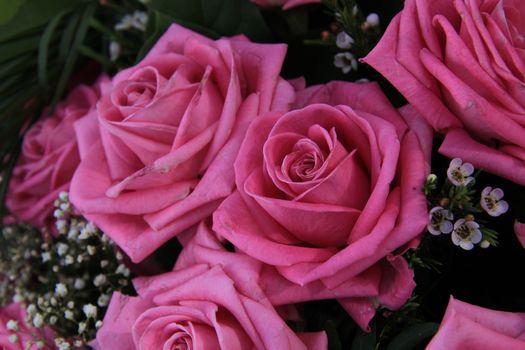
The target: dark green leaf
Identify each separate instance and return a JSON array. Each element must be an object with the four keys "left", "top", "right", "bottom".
[
  {"left": 0, "top": 36, "right": 39, "bottom": 64},
  {"left": 350, "top": 323, "right": 376, "bottom": 350},
  {"left": 0, "top": 0, "right": 26, "bottom": 24},
  {"left": 324, "top": 320, "right": 342, "bottom": 350},
  {"left": 38, "top": 10, "right": 67, "bottom": 87},
  {"left": 387, "top": 323, "right": 439, "bottom": 350},
  {"left": 0, "top": 0, "right": 79, "bottom": 42},
  {"left": 148, "top": 0, "right": 203, "bottom": 23}
]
